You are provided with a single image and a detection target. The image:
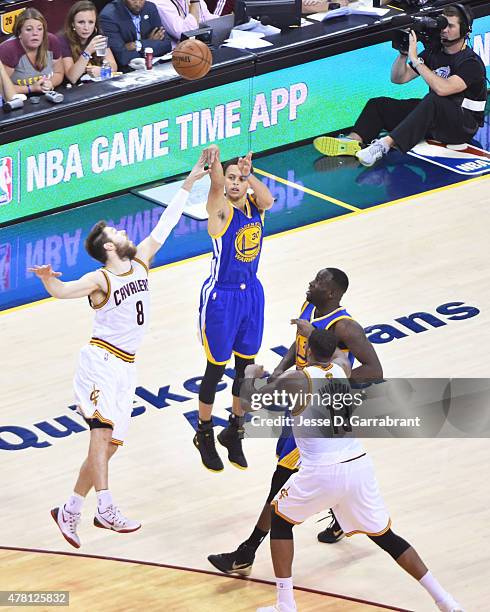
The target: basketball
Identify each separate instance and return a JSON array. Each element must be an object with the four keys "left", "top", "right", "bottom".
[{"left": 172, "top": 40, "right": 212, "bottom": 80}]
